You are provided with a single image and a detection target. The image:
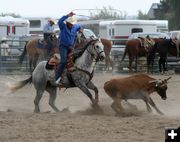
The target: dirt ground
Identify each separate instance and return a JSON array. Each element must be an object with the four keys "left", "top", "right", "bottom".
[{"left": 0, "top": 73, "right": 180, "bottom": 142}]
